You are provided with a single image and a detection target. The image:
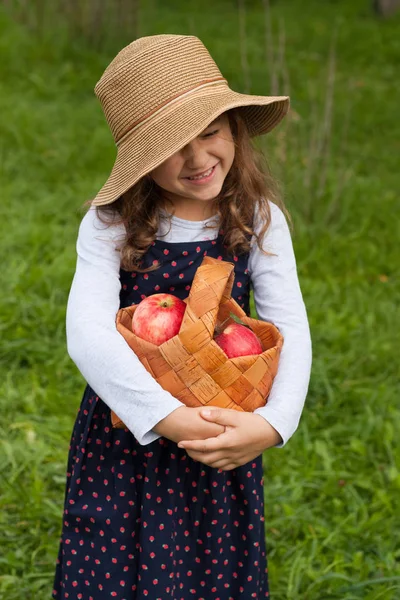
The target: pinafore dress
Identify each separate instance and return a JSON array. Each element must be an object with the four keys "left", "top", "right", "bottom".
[{"left": 52, "top": 232, "right": 270, "bottom": 599}]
